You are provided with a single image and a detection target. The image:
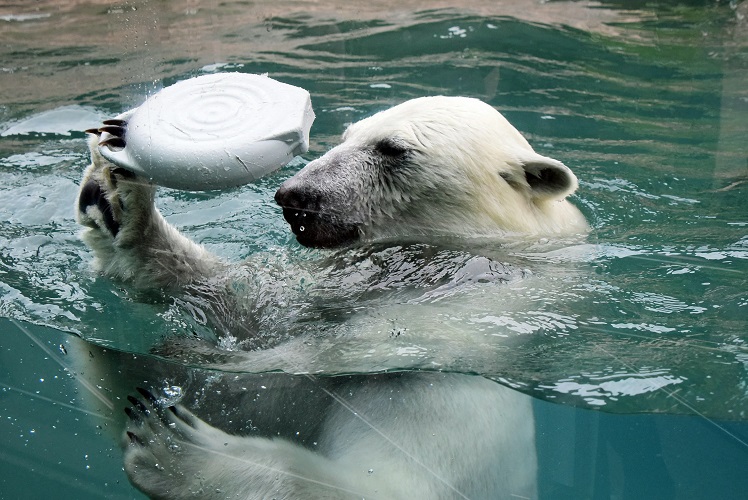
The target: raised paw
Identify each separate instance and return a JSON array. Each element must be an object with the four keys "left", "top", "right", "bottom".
[
  {"left": 76, "top": 124, "right": 156, "bottom": 244},
  {"left": 77, "top": 167, "right": 136, "bottom": 236}
]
